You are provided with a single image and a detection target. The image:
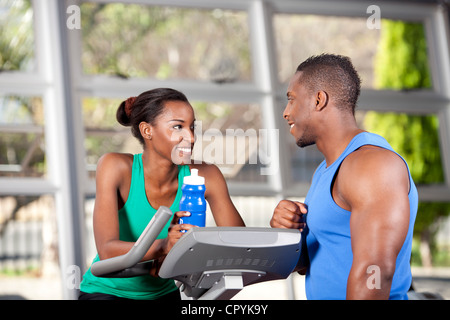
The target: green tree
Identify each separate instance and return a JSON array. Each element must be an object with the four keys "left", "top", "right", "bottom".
[
  {"left": 364, "top": 20, "right": 450, "bottom": 267},
  {"left": 0, "top": 0, "right": 34, "bottom": 71},
  {"left": 80, "top": 3, "right": 251, "bottom": 81}
]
